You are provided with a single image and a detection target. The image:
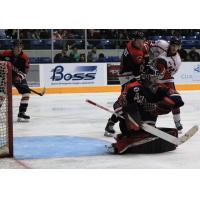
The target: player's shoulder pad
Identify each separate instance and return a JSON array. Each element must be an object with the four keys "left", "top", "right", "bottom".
[
  {"left": 126, "top": 41, "right": 133, "bottom": 51},
  {"left": 156, "top": 39, "right": 169, "bottom": 47},
  {"left": 126, "top": 81, "right": 141, "bottom": 92},
  {"left": 20, "top": 52, "right": 29, "bottom": 60}
]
